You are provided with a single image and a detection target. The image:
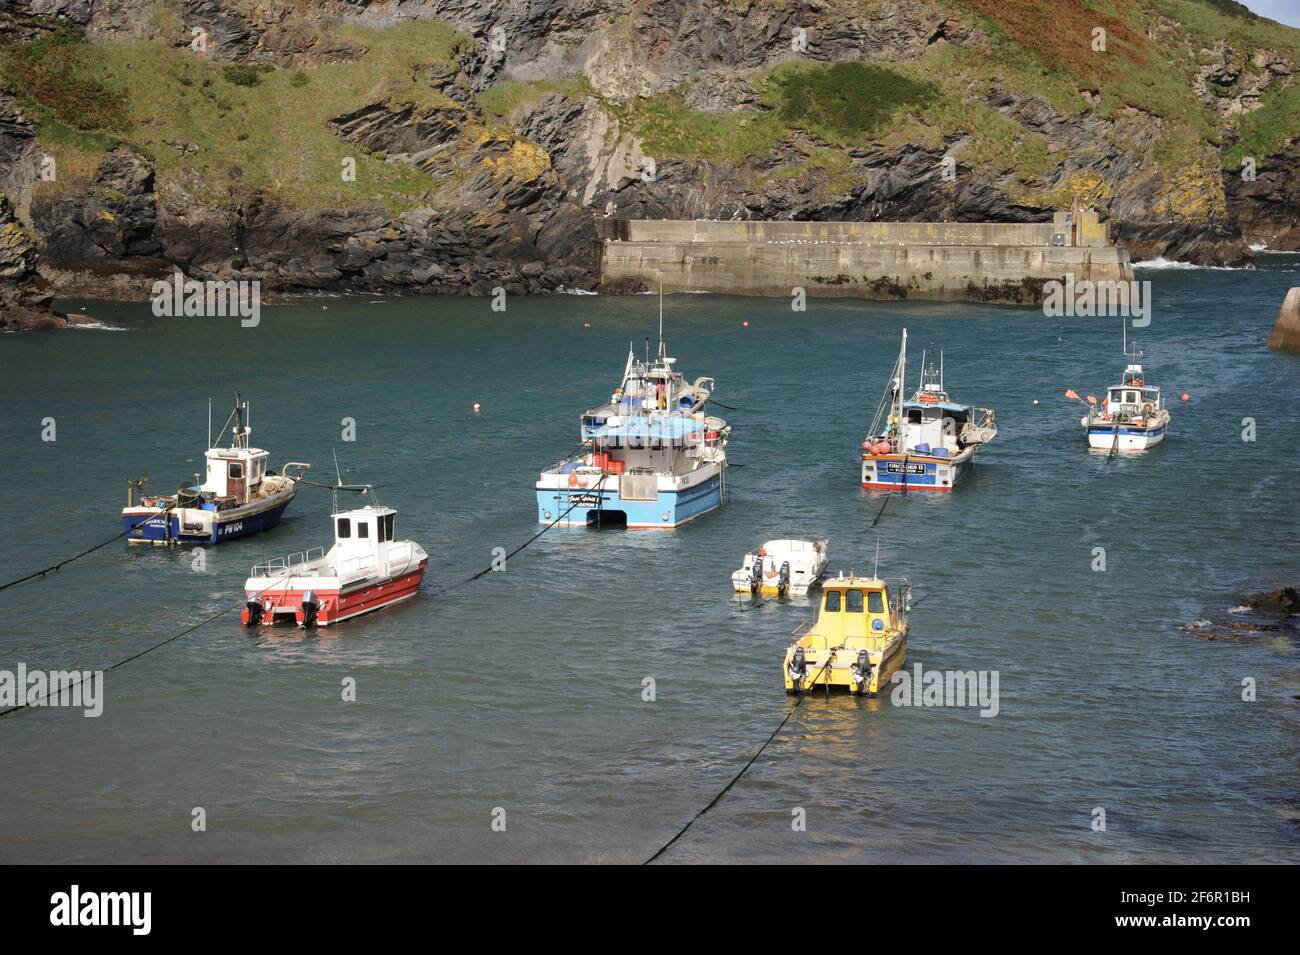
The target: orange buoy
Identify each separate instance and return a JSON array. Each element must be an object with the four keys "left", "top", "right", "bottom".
[{"left": 1180, "top": 392, "right": 1191, "bottom": 402}]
